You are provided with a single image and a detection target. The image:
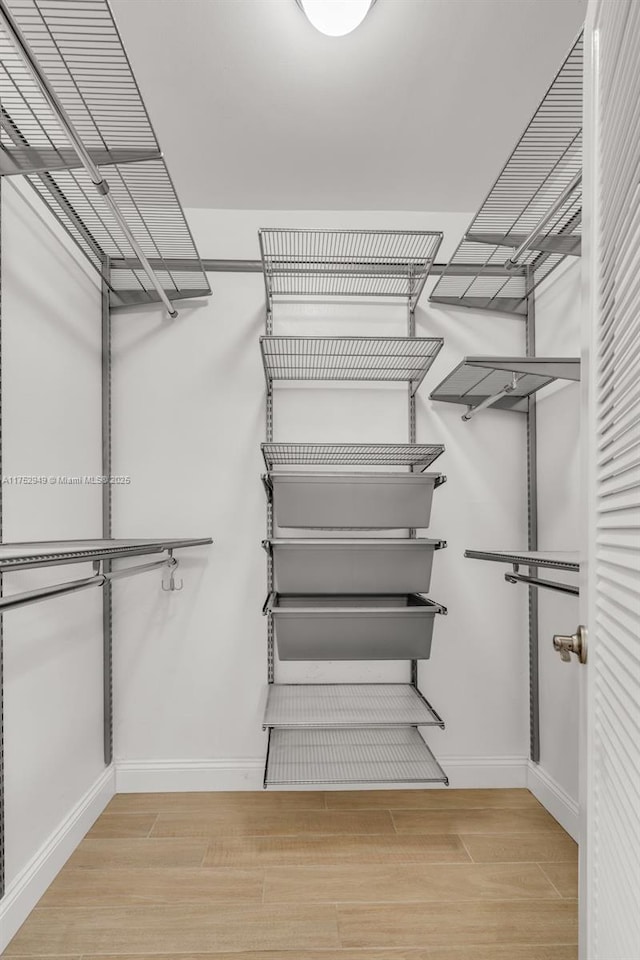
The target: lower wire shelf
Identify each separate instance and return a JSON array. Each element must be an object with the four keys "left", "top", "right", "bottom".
[
  {"left": 264, "top": 727, "right": 449, "bottom": 787},
  {"left": 264, "top": 682, "right": 444, "bottom": 728}
]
